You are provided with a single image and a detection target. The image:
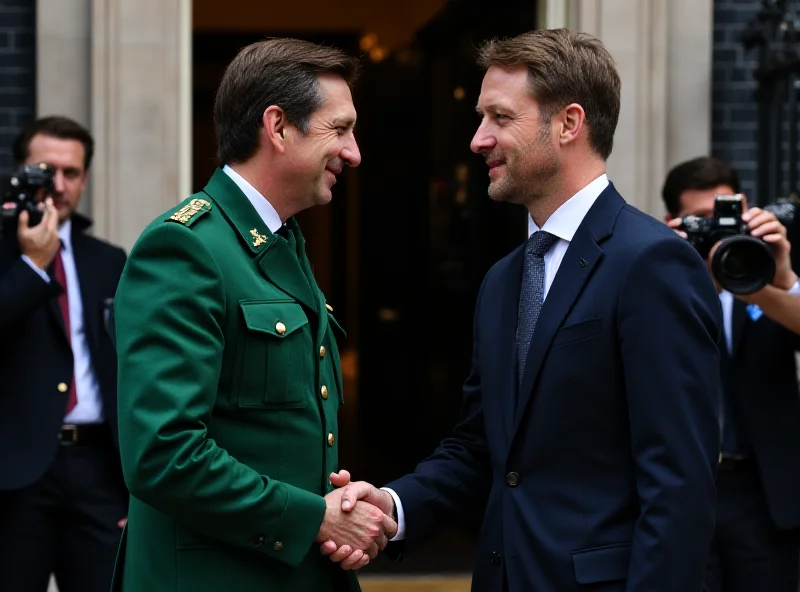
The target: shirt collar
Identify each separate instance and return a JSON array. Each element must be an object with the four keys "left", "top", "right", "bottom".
[
  {"left": 528, "top": 174, "right": 609, "bottom": 241},
  {"left": 58, "top": 218, "right": 72, "bottom": 253},
  {"left": 222, "top": 164, "right": 283, "bottom": 233}
]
